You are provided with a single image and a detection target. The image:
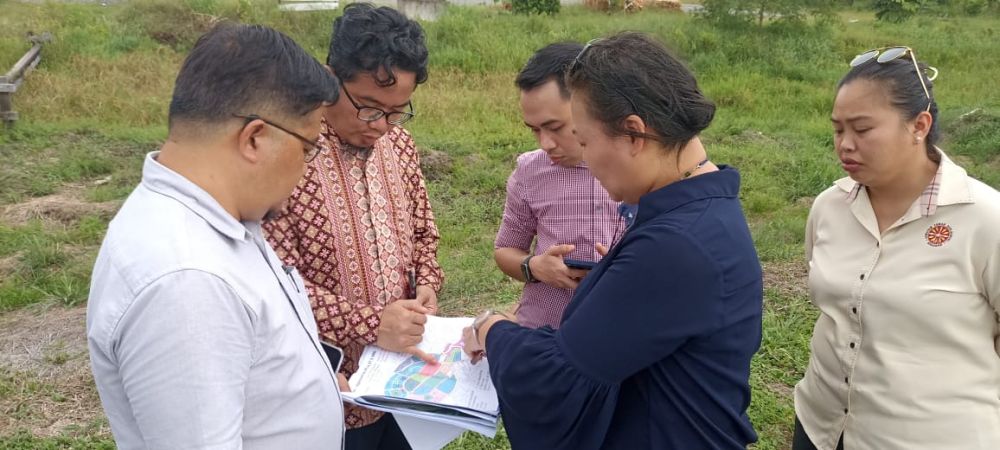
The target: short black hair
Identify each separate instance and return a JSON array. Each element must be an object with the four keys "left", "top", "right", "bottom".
[
  {"left": 838, "top": 53, "right": 941, "bottom": 163},
  {"left": 168, "top": 22, "right": 338, "bottom": 129},
  {"left": 327, "top": 3, "right": 429, "bottom": 87},
  {"left": 566, "top": 32, "right": 715, "bottom": 152},
  {"left": 516, "top": 42, "right": 584, "bottom": 99}
]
